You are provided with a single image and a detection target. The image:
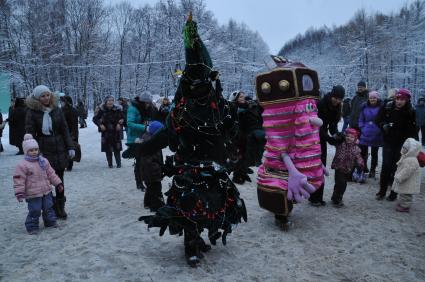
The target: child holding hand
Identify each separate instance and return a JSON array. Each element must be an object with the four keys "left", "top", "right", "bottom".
[{"left": 330, "top": 128, "right": 364, "bottom": 207}]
